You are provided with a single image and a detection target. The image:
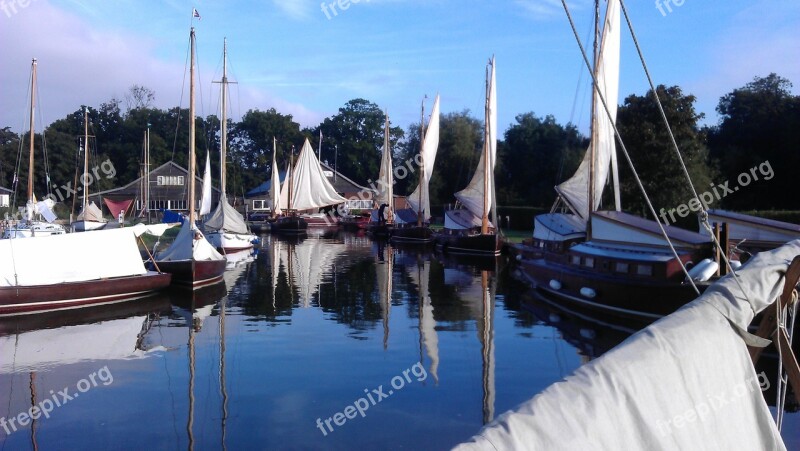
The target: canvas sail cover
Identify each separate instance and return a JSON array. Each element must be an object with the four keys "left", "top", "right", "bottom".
[
  {"left": 286, "top": 138, "right": 346, "bottom": 211},
  {"left": 555, "top": 0, "right": 621, "bottom": 221},
  {"left": 199, "top": 150, "right": 212, "bottom": 216},
  {"left": 455, "top": 59, "right": 497, "bottom": 219},
  {"left": 407, "top": 94, "right": 441, "bottom": 221},
  {"left": 456, "top": 240, "right": 800, "bottom": 451},
  {"left": 0, "top": 227, "right": 148, "bottom": 287},
  {"left": 156, "top": 220, "right": 225, "bottom": 262},
  {"left": 77, "top": 201, "right": 105, "bottom": 222},
  {"left": 205, "top": 199, "right": 249, "bottom": 235},
  {"left": 270, "top": 153, "right": 282, "bottom": 215}
]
